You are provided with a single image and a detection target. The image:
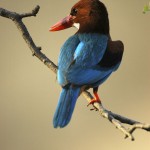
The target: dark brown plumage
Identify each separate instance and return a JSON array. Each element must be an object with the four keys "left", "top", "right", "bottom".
[
  {"left": 70, "top": 0, "right": 110, "bottom": 34},
  {"left": 99, "top": 40, "right": 124, "bottom": 68}
]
